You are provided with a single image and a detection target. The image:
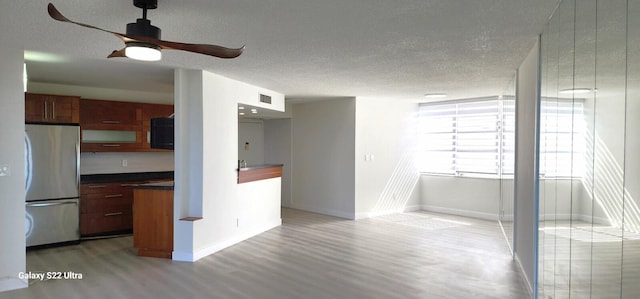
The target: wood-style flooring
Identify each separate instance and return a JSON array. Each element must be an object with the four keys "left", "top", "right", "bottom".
[{"left": 2, "top": 208, "right": 530, "bottom": 299}]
